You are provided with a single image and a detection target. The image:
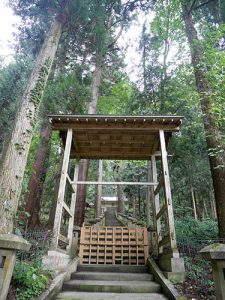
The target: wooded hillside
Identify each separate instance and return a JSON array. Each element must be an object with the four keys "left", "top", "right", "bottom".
[{"left": 0, "top": 0, "right": 224, "bottom": 238}]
